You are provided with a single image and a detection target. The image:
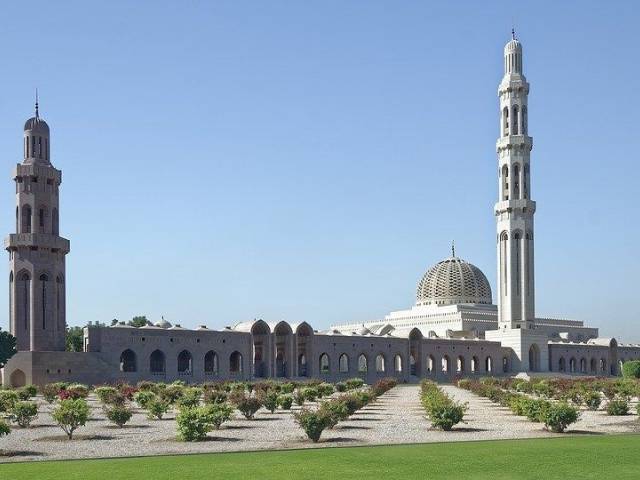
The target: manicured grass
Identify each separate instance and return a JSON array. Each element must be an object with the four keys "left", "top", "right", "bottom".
[{"left": 1, "top": 434, "right": 639, "bottom": 480}]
